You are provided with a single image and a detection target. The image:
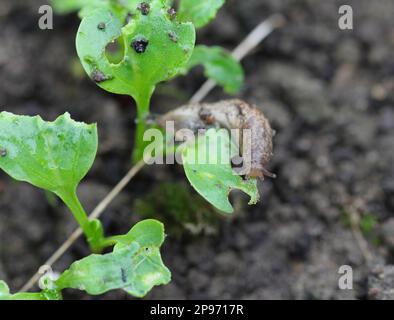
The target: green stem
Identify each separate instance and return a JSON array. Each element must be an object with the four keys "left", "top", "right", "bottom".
[
  {"left": 132, "top": 93, "right": 152, "bottom": 163},
  {"left": 59, "top": 189, "right": 91, "bottom": 236},
  {"left": 58, "top": 188, "right": 102, "bottom": 252},
  {"left": 58, "top": 189, "right": 127, "bottom": 253},
  {"left": 97, "top": 235, "right": 125, "bottom": 248}
]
